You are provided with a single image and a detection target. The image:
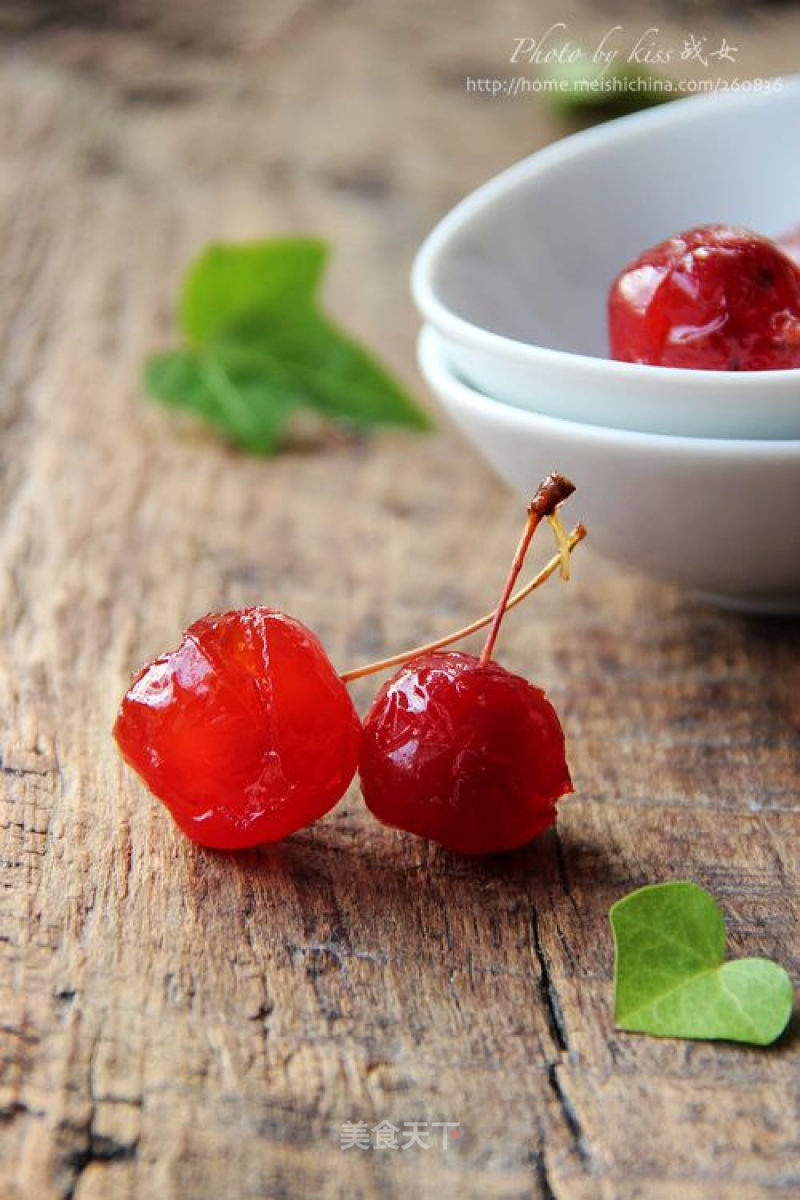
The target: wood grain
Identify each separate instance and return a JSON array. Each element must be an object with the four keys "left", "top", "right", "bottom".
[{"left": 1, "top": 3, "right": 799, "bottom": 1197}]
